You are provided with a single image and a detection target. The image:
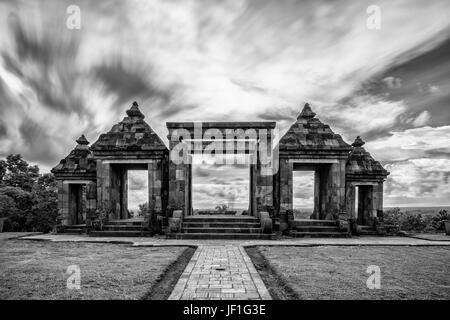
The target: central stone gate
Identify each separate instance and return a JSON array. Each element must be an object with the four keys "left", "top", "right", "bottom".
[{"left": 166, "top": 121, "right": 276, "bottom": 219}]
